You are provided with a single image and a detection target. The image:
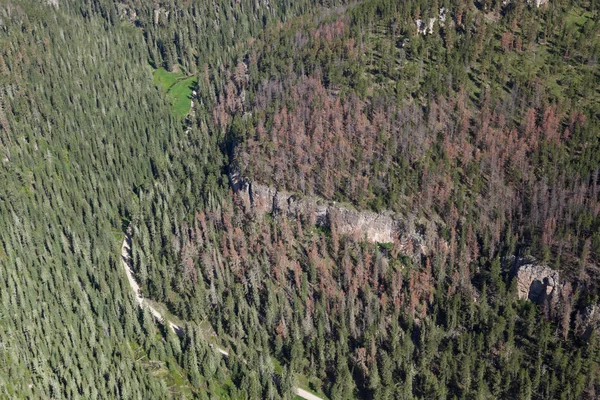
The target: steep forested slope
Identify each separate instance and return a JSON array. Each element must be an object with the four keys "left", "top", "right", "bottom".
[
  {"left": 1, "top": 0, "right": 599, "bottom": 399},
  {"left": 0, "top": 0, "right": 344, "bottom": 398},
  {"left": 130, "top": 0, "right": 600, "bottom": 399},
  {"left": 0, "top": 3, "right": 181, "bottom": 396},
  {"left": 226, "top": 0, "right": 600, "bottom": 276}
]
